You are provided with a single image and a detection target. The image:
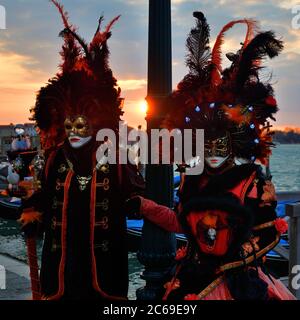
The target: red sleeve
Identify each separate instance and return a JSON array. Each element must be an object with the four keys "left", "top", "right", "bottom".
[{"left": 139, "top": 197, "right": 183, "bottom": 233}]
